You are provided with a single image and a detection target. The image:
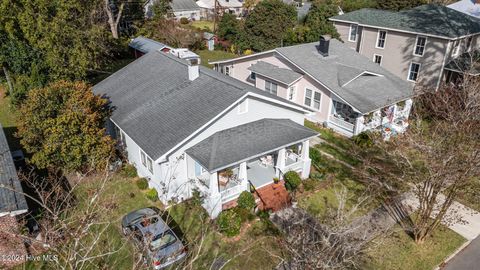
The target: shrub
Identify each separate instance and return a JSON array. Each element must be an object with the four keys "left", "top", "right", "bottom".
[
  {"left": 309, "top": 172, "right": 324, "bottom": 180},
  {"left": 352, "top": 132, "right": 374, "bottom": 148},
  {"left": 145, "top": 188, "right": 158, "bottom": 201},
  {"left": 217, "top": 209, "right": 242, "bottom": 237},
  {"left": 136, "top": 178, "right": 149, "bottom": 190},
  {"left": 122, "top": 164, "right": 137, "bottom": 178},
  {"left": 256, "top": 209, "right": 270, "bottom": 219},
  {"left": 309, "top": 147, "right": 322, "bottom": 164},
  {"left": 179, "top": 17, "right": 189, "bottom": 24},
  {"left": 237, "top": 191, "right": 256, "bottom": 210},
  {"left": 303, "top": 178, "right": 319, "bottom": 191},
  {"left": 235, "top": 207, "right": 255, "bottom": 222},
  {"left": 284, "top": 171, "right": 301, "bottom": 192}
]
